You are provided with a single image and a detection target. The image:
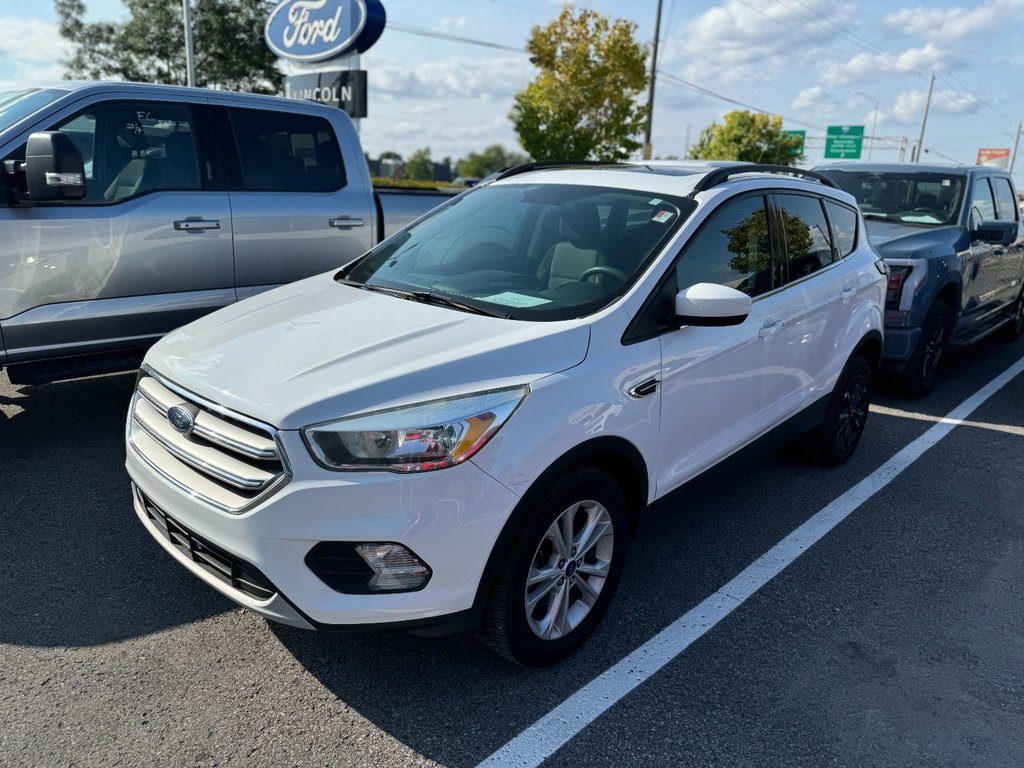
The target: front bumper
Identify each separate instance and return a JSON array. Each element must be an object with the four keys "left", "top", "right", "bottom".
[
  {"left": 881, "top": 325, "right": 922, "bottom": 368},
  {"left": 126, "top": 431, "right": 521, "bottom": 632}
]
